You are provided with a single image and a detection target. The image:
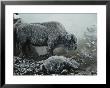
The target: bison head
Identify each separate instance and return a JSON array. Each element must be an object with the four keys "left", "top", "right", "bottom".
[{"left": 63, "top": 34, "right": 77, "bottom": 50}]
